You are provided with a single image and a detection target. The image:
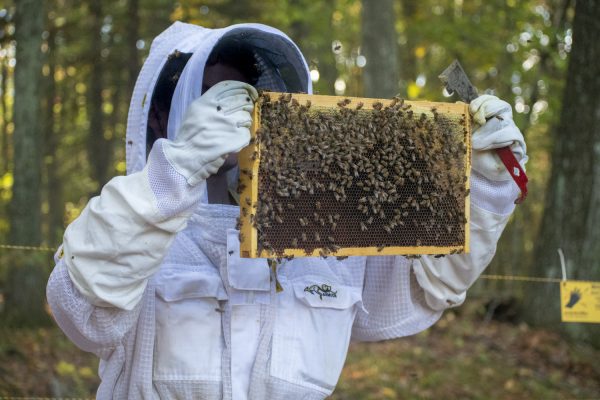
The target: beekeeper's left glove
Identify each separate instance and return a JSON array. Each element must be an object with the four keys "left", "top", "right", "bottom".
[{"left": 162, "top": 80, "right": 258, "bottom": 186}]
